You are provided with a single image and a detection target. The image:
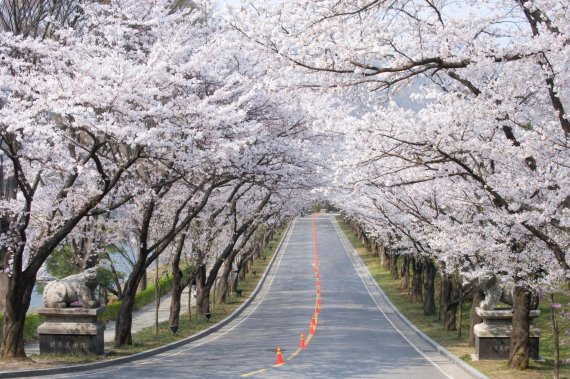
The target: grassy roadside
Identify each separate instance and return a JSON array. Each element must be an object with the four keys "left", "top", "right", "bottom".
[
  {"left": 336, "top": 216, "right": 570, "bottom": 379},
  {"left": 31, "top": 226, "right": 287, "bottom": 365}
]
